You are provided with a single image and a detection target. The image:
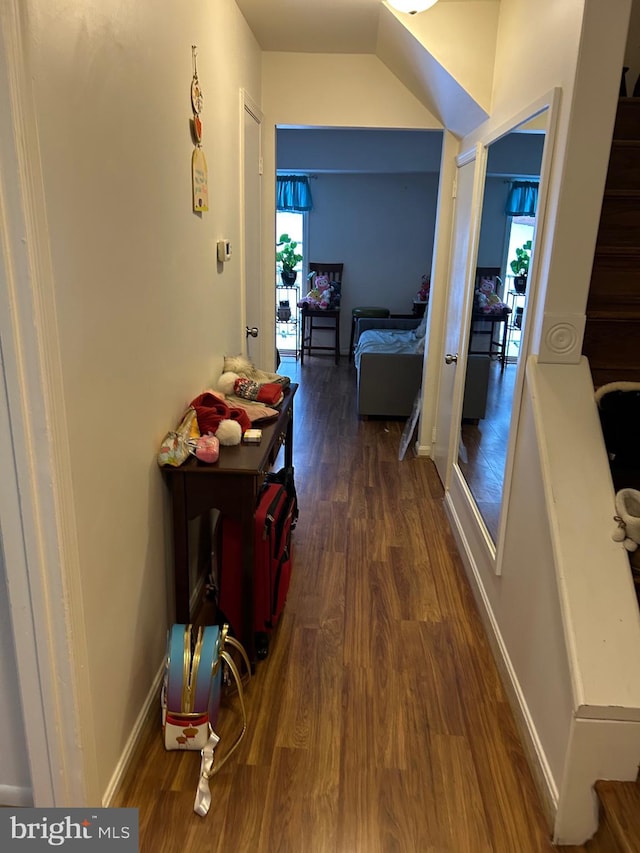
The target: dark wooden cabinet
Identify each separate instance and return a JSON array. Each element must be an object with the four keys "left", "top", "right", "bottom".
[{"left": 162, "top": 385, "right": 297, "bottom": 662}]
